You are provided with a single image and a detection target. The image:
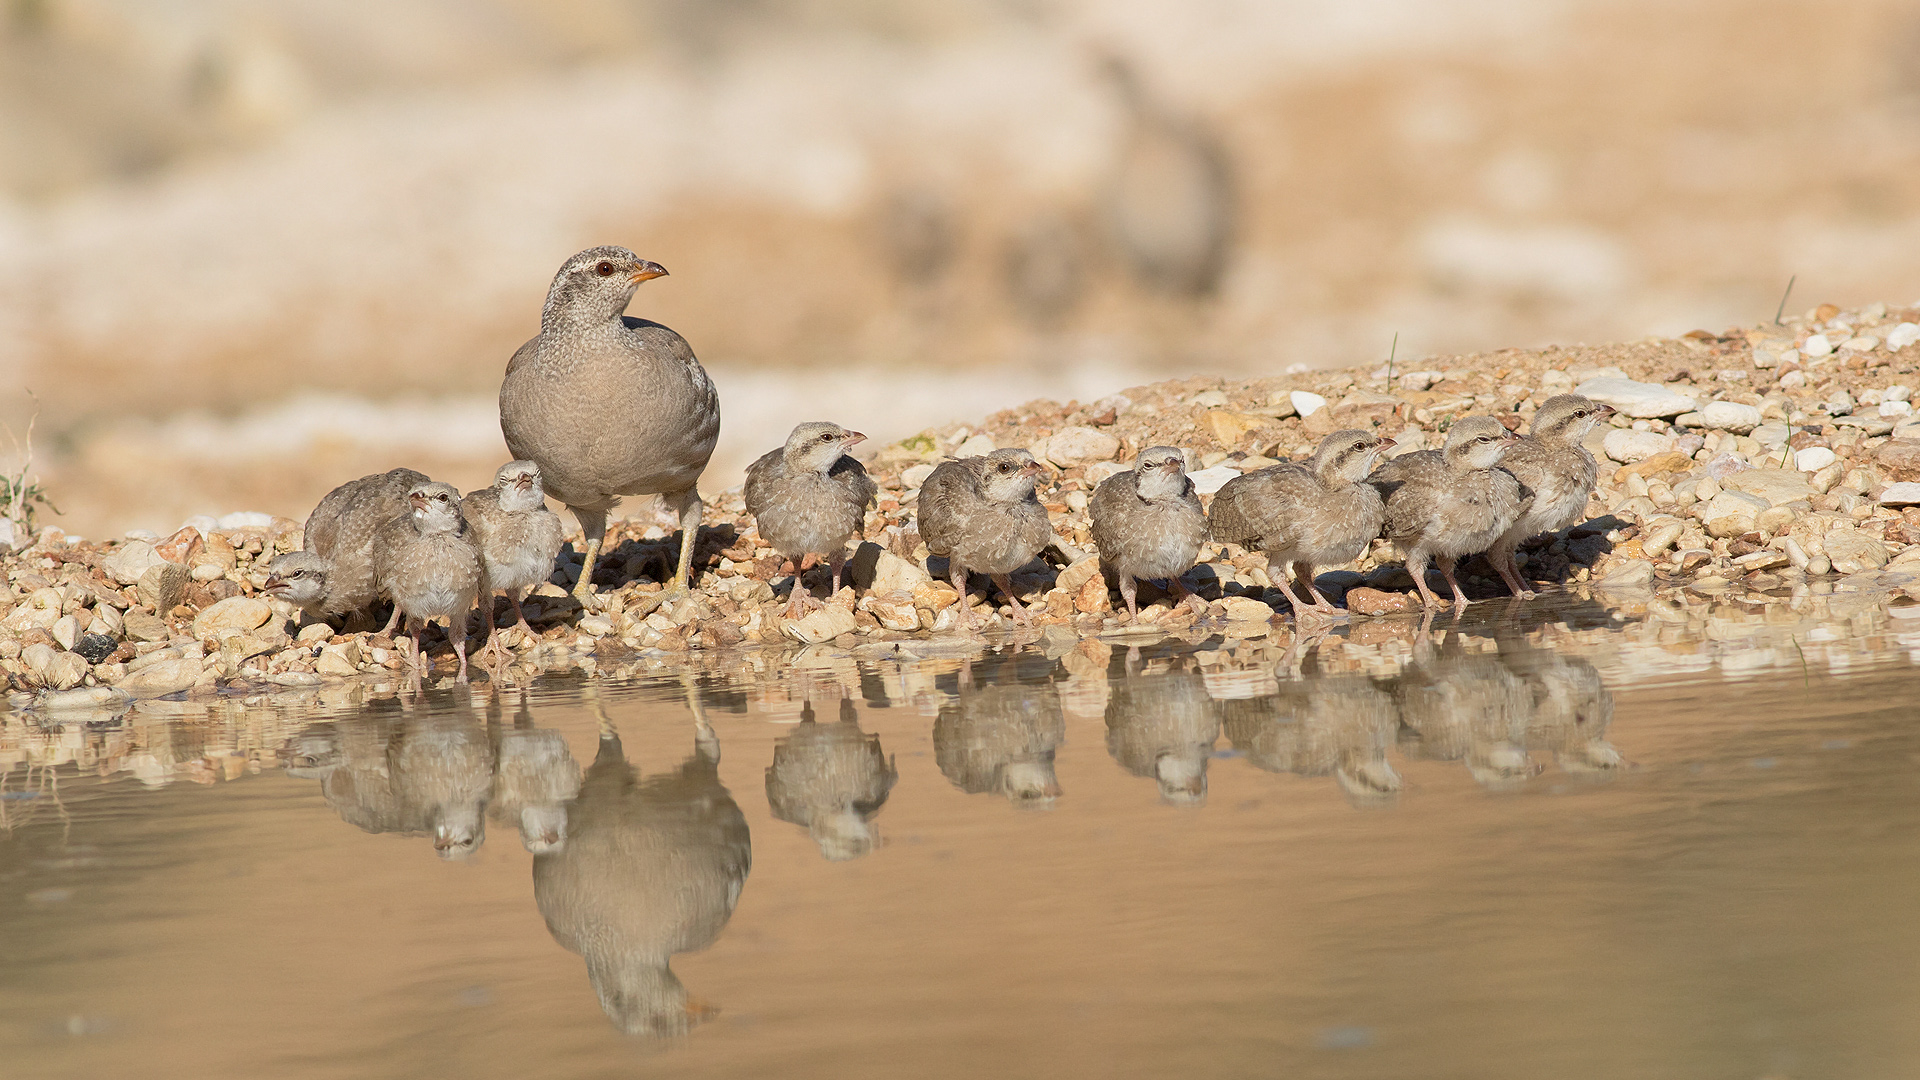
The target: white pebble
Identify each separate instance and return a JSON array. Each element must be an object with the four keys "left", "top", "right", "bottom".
[
  {"left": 1290, "top": 390, "right": 1328, "bottom": 417},
  {"left": 953, "top": 434, "right": 997, "bottom": 458},
  {"left": 1887, "top": 322, "right": 1920, "bottom": 350},
  {"left": 1794, "top": 446, "right": 1837, "bottom": 472},
  {"left": 1843, "top": 336, "right": 1880, "bottom": 352},
  {"left": 1185, "top": 465, "right": 1242, "bottom": 495},
  {"left": 1700, "top": 400, "right": 1762, "bottom": 434},
  {"left": 1802, "top": 333, "right": 1833, "bottom": 357},
  {"left": 1602, "top": 428, "right": 1676, "bottom": 464},
  {"left": 1881, "top": 401, "right": 1913, "bottom": 417}
]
